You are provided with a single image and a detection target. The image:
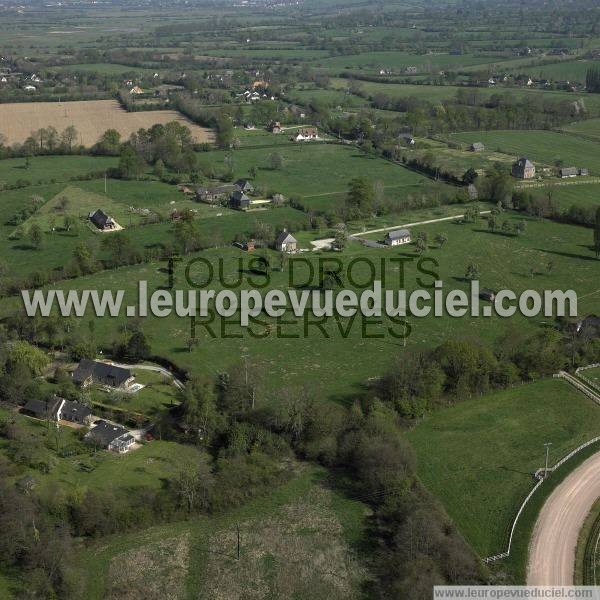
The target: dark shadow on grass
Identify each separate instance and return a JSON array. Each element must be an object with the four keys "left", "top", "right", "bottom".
[{"left": 535, "top": 248, "right": 598, "bottom": 262}]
